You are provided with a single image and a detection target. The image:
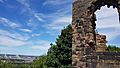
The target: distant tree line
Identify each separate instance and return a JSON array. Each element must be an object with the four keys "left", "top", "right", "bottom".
[
  {"left": 106, "top": 45, "right": 120, "bottom": 52},
  {"left": 0, "top": 61, "right": 31, "bottom": 68}
]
